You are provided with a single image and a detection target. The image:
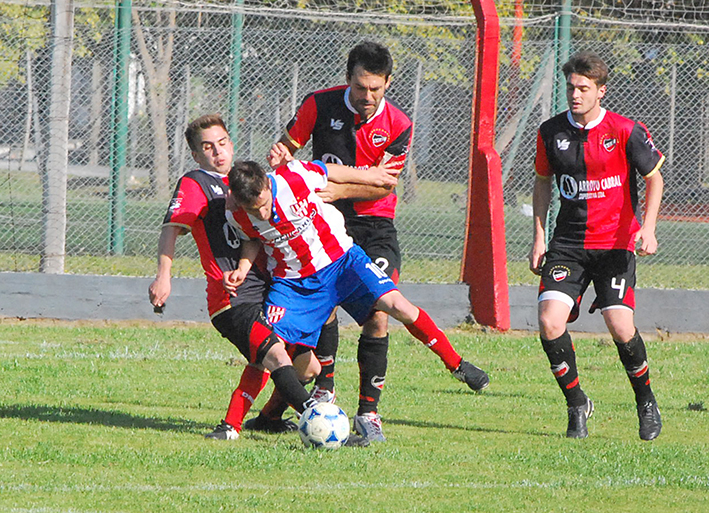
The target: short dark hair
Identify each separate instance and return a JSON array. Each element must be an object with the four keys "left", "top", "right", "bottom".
[
  {"left": 185, "top": 114, "right": 228, "bottom": 151},
  {"left": 562, "top": 51, "right": 609, "bottom": 86},
  {"left": 228, "top": 160, "right": 269, "bottom": 206},
  {"left": 346, "top": 41, "right": 393, "bottom": 80}
]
